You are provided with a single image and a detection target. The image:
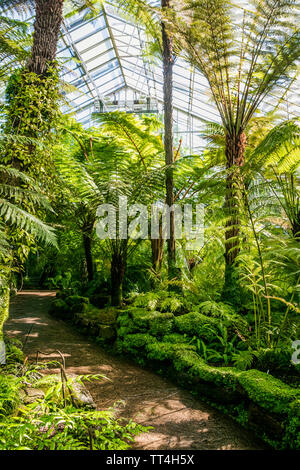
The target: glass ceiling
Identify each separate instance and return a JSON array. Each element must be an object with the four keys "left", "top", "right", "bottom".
[{"left": 4, "top": 0, "right": 300, "bottom": 153}]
